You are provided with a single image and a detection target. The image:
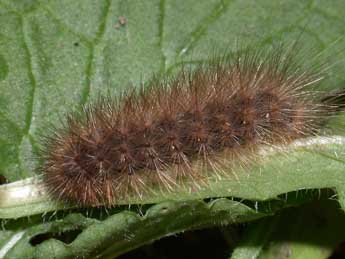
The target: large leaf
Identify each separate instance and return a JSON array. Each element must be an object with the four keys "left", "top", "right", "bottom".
[
  {"left": 0, "top": 0, "right": 345, "bottom": 258},
  {"left": 1, "top": 0, "right": 345, "bottom": 182},
  {"left": 0, "top": 199, "right": 265, "bottom": 259}
]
